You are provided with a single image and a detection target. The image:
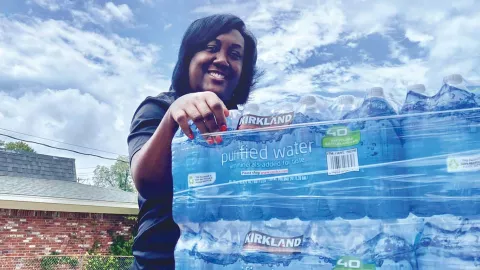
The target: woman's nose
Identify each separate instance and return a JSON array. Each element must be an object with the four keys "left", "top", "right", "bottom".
[{"left": 213, "top": 52, "right": 229, "bottom": 69}]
